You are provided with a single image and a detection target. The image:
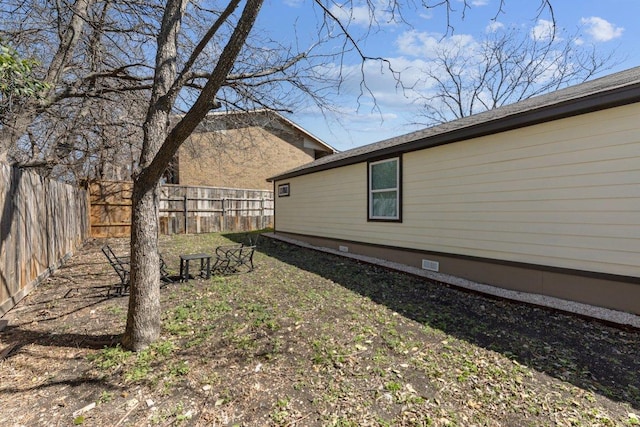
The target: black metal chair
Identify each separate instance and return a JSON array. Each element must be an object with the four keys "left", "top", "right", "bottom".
[
  {"left": 160, "top": 257, "right": 174, "bottom": 284},
  {"left": 102, "top": 244, "right": 174, "bottom": 296},
  {"left": 102, "top": 245, "right": 130, "bottom": 296},
  {"left": 211, "top": 244, "right": 255, "bottom": 274}
]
